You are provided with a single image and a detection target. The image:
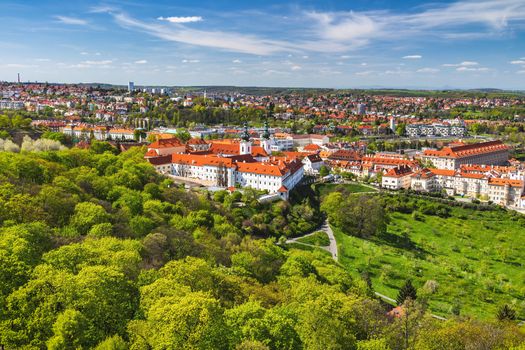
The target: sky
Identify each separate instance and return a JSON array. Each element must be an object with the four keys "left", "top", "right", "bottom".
[{"left": 1, "top": 0, "right": 525, "bottom": 89}]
